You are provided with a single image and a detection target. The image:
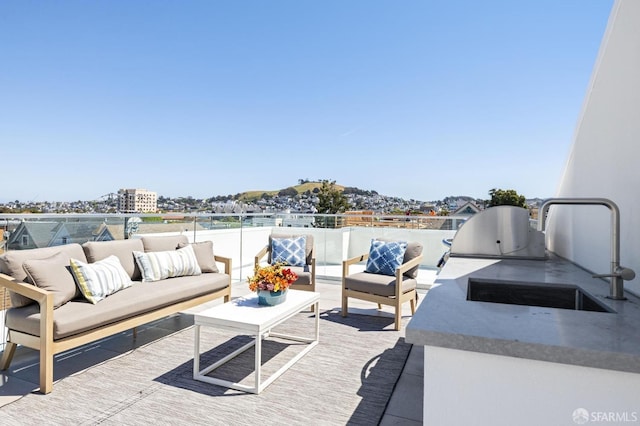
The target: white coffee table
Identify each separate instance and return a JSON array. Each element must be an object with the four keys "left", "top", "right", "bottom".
[{"left": 193, "top": 289, "right": 320, "bottom": 394}]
